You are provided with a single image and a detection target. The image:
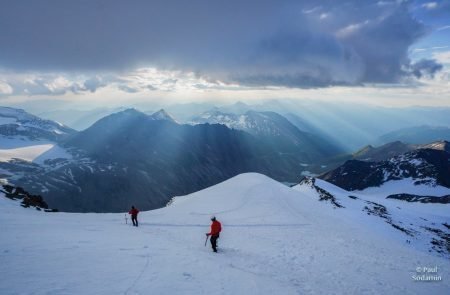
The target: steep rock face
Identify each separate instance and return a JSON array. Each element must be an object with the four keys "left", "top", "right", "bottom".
[{"left": 320, "top": 149, "right": 450, "bottom": 191}]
